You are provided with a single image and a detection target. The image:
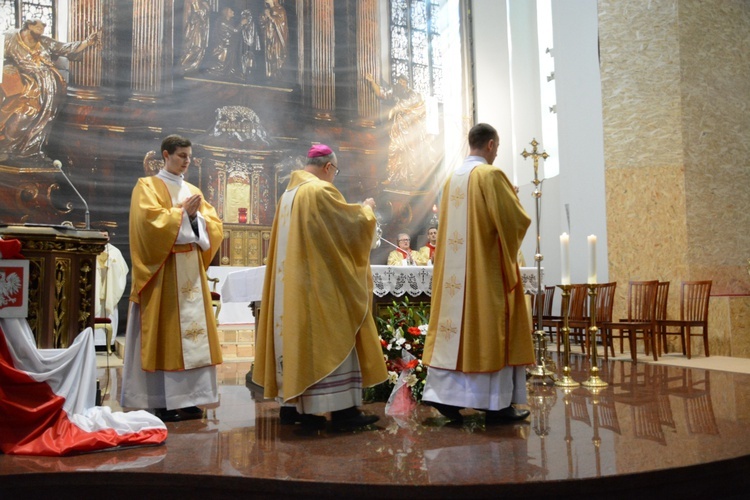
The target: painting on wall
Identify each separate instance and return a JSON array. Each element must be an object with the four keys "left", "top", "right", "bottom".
[{"left": 0, "top": 0, "right": 473, "bottom": 266}]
